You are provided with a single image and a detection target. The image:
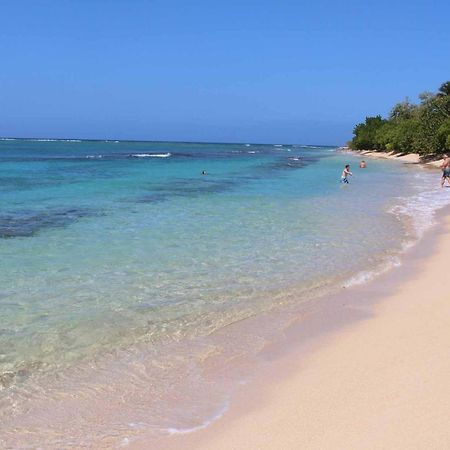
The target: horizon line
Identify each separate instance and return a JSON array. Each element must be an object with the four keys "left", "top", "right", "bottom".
[{"left": 0, "top": 135, "right": 339, "bottom": 147}]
